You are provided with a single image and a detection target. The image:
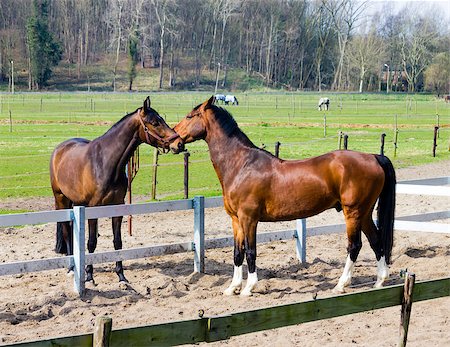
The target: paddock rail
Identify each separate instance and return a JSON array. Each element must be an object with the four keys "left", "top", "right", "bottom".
[{"left": 0, "top": 177, "right": 448, "bottom": 296}]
